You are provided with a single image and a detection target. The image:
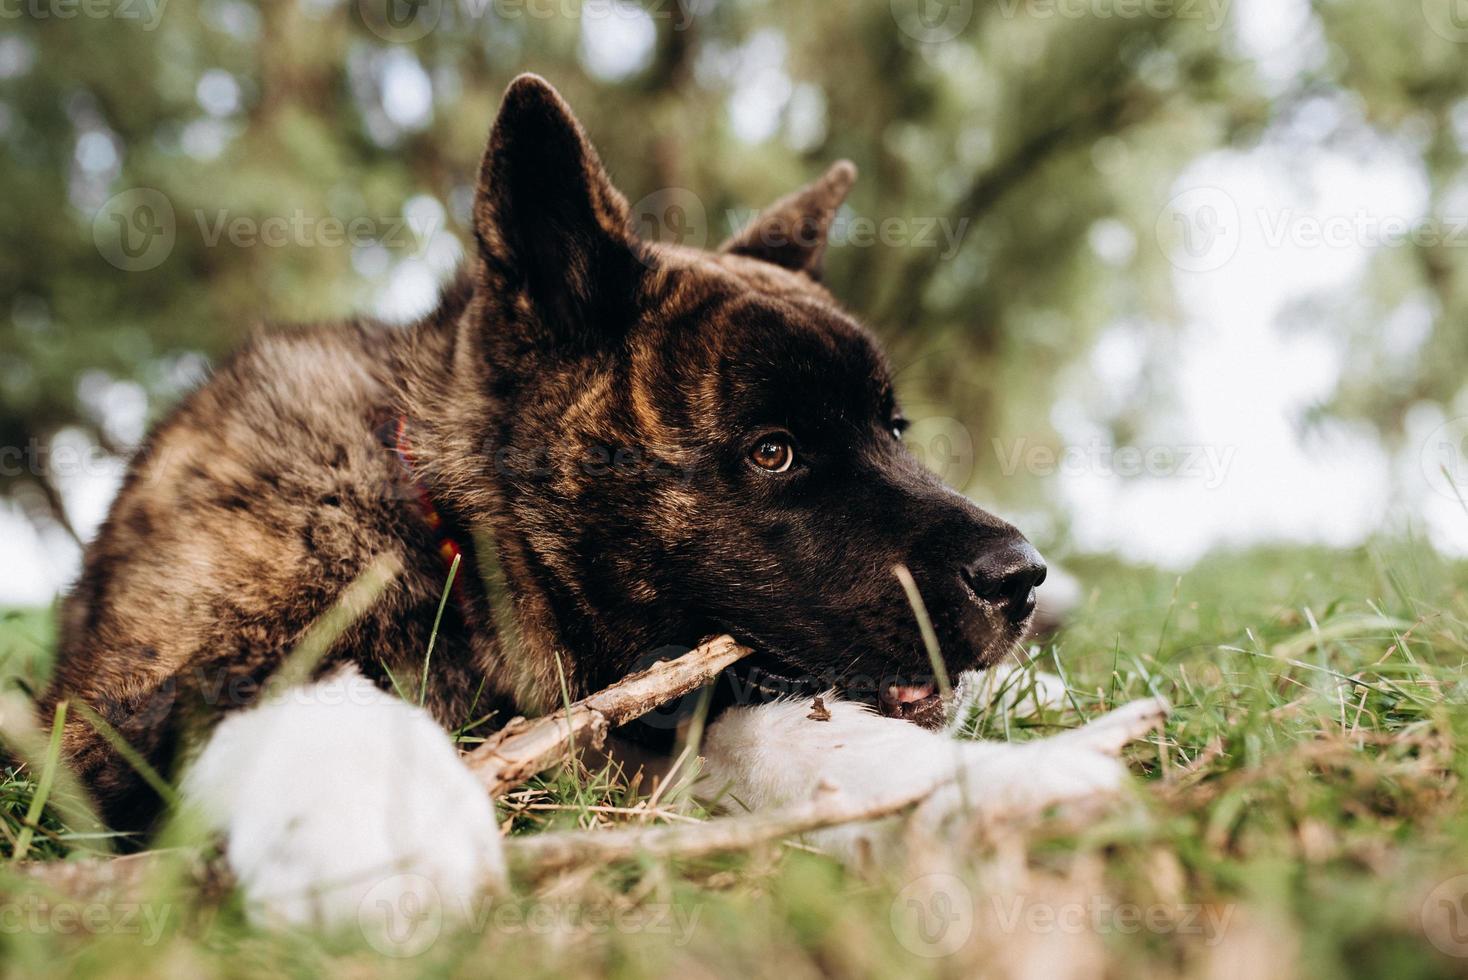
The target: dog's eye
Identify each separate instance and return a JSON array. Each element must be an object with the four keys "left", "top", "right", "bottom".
[
  {"left": 890, "top": 418, "right": 910, "bottom": 441},
  {"left": 749, "top": 435, "right": 795, "bottom": 473}
]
